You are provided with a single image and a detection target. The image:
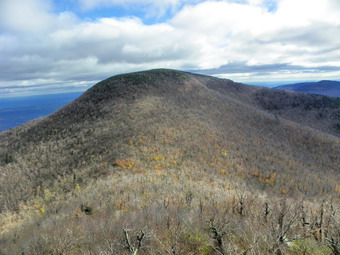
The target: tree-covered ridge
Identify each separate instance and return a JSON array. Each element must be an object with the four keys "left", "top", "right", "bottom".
[{"left": 0, "top": 69, "right": 339, "bottom": 254}]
